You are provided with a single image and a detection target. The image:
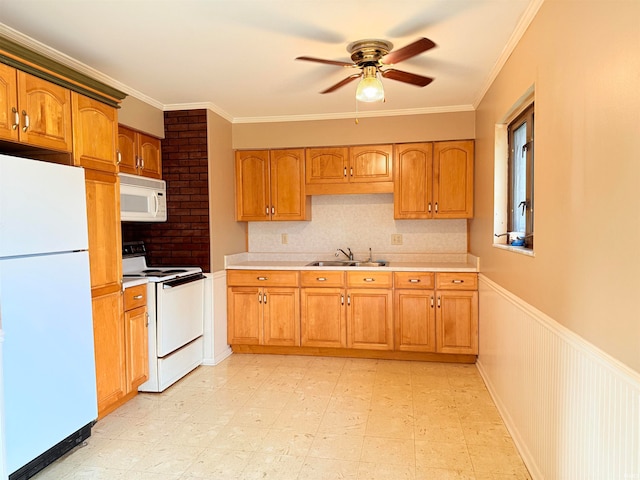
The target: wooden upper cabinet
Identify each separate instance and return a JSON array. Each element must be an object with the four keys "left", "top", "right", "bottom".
[
  {"left": 305, "top": 145, "right": 393, "bottom": 195},
  {"left": 235, "top": 149, "right": 310, "bottom": 222},
  {"left": 0, "top": 66, "right": 72, "bottom": 151},
  {"left": 117, "top": 126, "right": 137, "bottom": 174},
  {"left": 72, "top": 93, "right": 118, "bottom": 173},
  {"left": 394, "top": 142, "right": 433, "bottom": 219},
  {"left": 18, "top": 71, "right": 72, "bottom": 151},
  {"left": 306, "top": 147, "right": 349, "bottom": 185},
  {"left": 394, "top": 140, "right": 474, "bottom": 219},
  {"left": 433, "top": 141, "right": 474, "bottom": 218},
  {"left": 0, "top": 63, "right": 19, "bottom": 142},
  {"left": 349, "top": 145, "right": 393, "bottom": 183},
  {"left": 235, "top": 149, "right": 271, "bottom": 221},
  {"left": 117, "top": 125, "right": 162, "bottom": 179}
]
